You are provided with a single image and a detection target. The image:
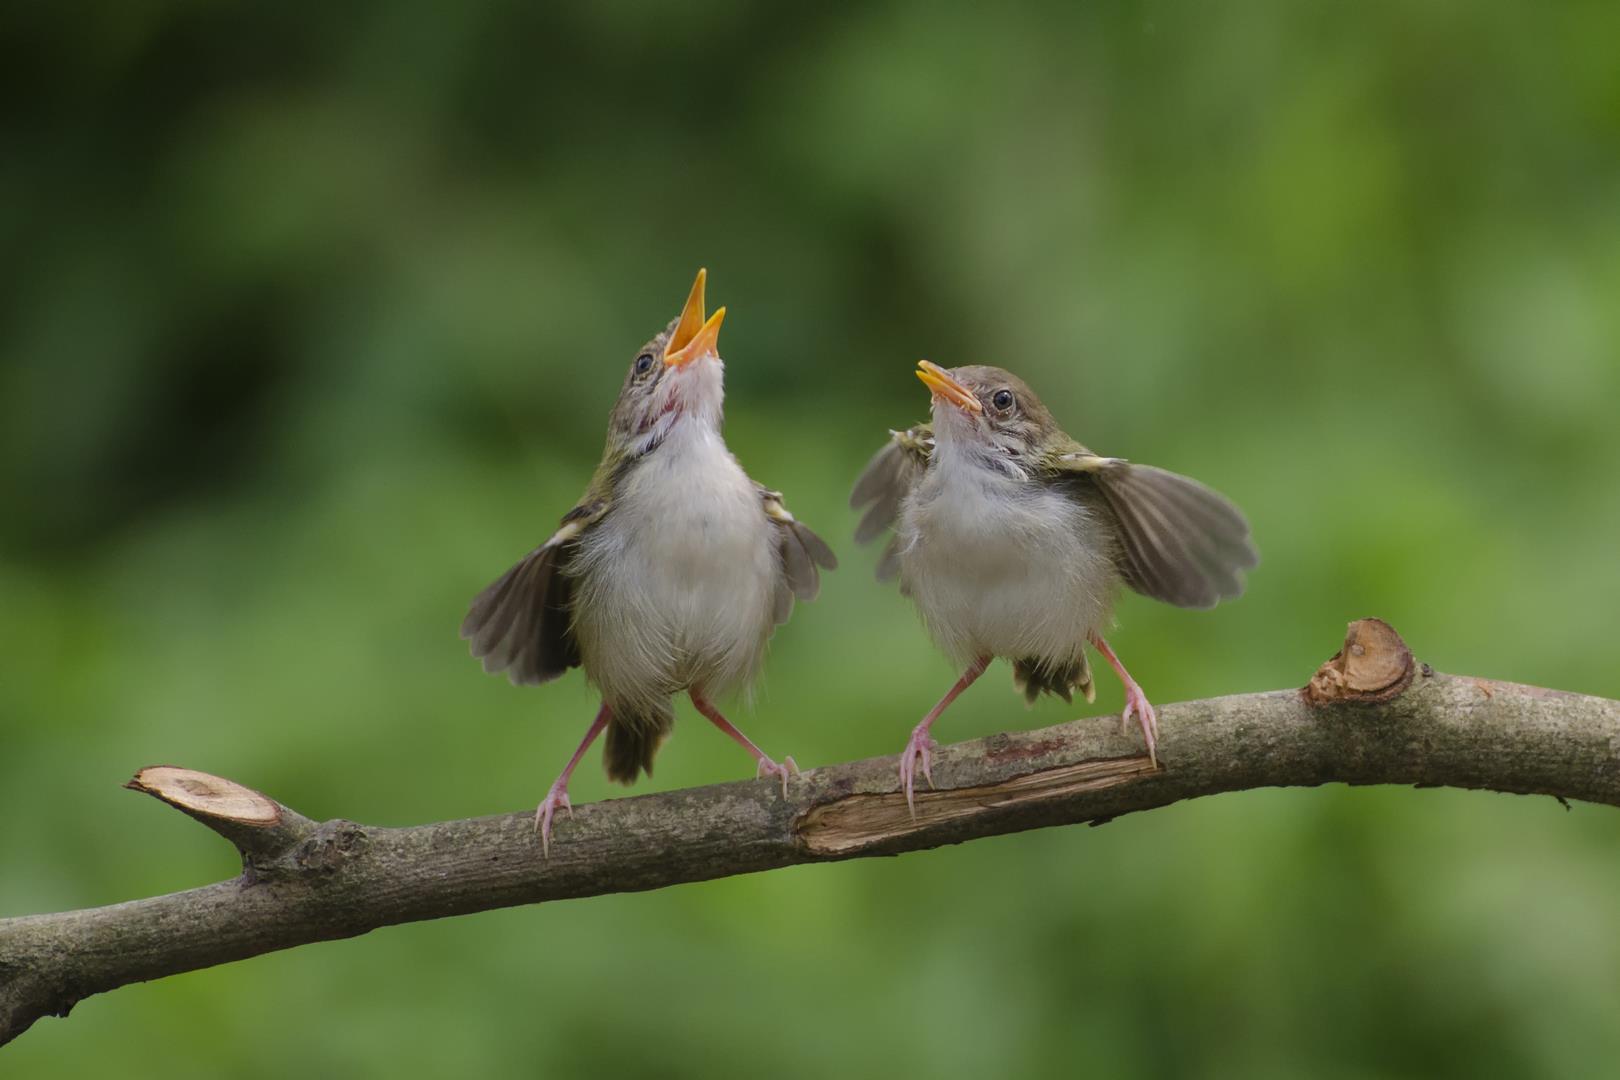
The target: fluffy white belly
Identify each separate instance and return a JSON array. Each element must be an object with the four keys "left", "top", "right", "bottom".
[
  {"left": 898, "top": 456, "right": 1114, "bottom": 668},
  {"left": 572, "top": 424, "right": 776, "bottom": 707}
]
